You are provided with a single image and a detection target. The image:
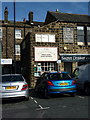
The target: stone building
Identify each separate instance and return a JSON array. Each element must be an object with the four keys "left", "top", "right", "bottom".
[
  {"left": 0, "top": 7, "right": 44, "bottom": 74},
  {"left": 1, "top": 7, "right": 90, "bottom": 88},
  {"left": 21, "top": 10, "right": 90, "bottom": 88}
]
